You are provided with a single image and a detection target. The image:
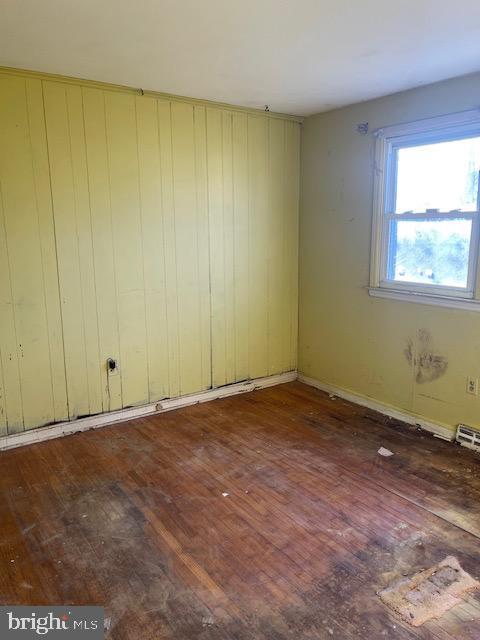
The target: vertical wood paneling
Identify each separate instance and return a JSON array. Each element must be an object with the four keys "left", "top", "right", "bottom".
[
  {"left": 193, "top": 106, "right": 212, "bottom": 392},
  {"left": 65, "top": 85, "right": 103, "bottom": 415},
  {"left": 247, "top": 116, "right": 269, "bottom": 379},
  {"left": 157, "top": 99, "right": 180, "bottom": 398},
  {"left": 0, "top": 173, "right": 23, "bottom": 432},
  {"left": 207, "top": 108, "right": 226, "bottom": 387},
  {"left": 26, "top": 80, "right": 69, "bottom": 423},
  {"left": 222, "top": 111, "right": 236, "bottom": 384},
  {"left": 267, "top": 119, "right": 286, "bottom": 375},
  {"left": 171, "top": 102, "right": 206, "bottom": 396},
  {"left": 0, "top": 356, "right": 6, "bottom": 435},
  {"left": 0, "top": 77, "right": 55, "bottom": 430},
  {"left": 232, "top": 113, "right": 249, "bottom": 382},
  {"left": 82, "top": 87, "right": 122, "bottom": 411},
  {"left": 105, "top": 92, "right": 148, "bottom": 408},
  {"left": 43, "top": 82, "right": 103, "bottom": 418},
  {"left": 285, "top": 121, "right": 300, "bottom": 370},
  {"left": 135, "top": 96, "right": 169, "bottom": 401},
  {"left": 0, "top": 70, "right": 300, "bottom": 433},
  {"left": 207, "top": 109, "right": 237, "bottom": 388},
  {"left": 43, "top": 82, "right": 91, "bottom": 418}
]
